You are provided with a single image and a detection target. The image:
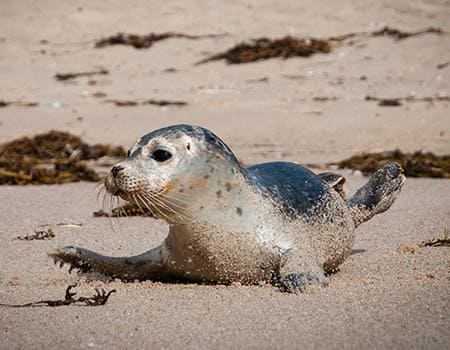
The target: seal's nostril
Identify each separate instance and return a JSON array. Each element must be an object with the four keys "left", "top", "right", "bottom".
[{"left": 111, "top": 165, "right": 124, "bottom": 177}]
